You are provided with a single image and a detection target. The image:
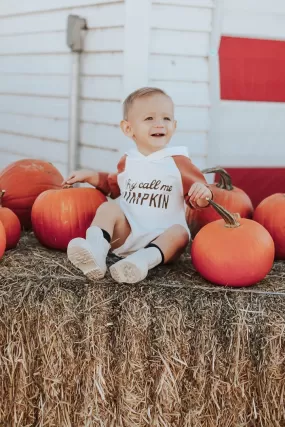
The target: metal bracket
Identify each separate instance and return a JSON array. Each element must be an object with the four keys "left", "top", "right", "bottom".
[{"left": 66, "top": 15, "right": 87, "bottom": 53}]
